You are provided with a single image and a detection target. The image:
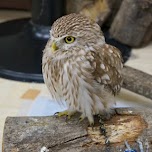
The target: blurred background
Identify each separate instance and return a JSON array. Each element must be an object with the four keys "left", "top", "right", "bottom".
[{"left": 0, "top": 0, "right": 152, "bottom": 151}]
